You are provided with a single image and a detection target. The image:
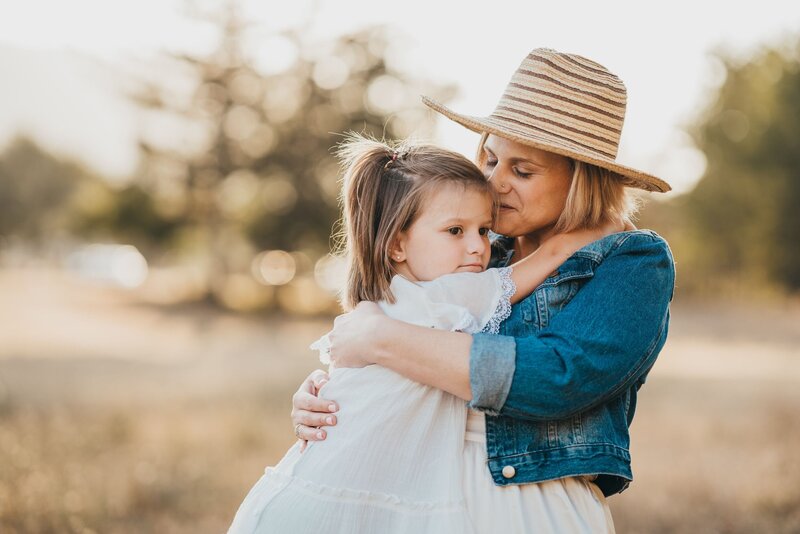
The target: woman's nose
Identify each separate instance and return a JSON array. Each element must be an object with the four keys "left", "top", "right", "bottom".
[{"left": 487, "top": 169, "right": 507, "bottom": 192}]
